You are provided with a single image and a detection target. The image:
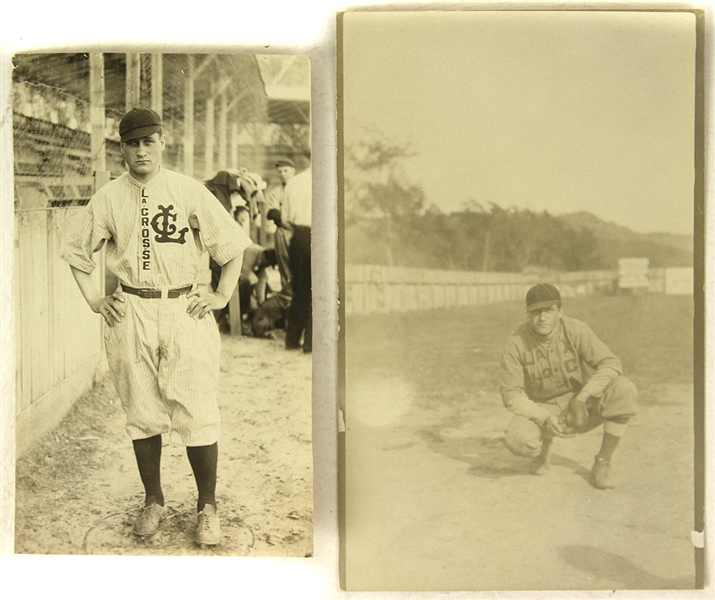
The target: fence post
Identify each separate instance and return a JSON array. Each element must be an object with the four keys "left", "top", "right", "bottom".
[
  {"left": 89, "top": 53, "right": 106, "bottom": 173},
  {"left": 183, "top": 55, "right": 195, "bottom": 177},
  {"left": 151, "top": 54, "right": 163, "bottom": 115},
  {"left": 125, "top": 53, "right": 141, "bottom": 111},
  {"left": 217, "top": 89, "right": 228, "bottom": 169},
  {"left": 204, "top": 81, "right": 215, "bottom": 178},
  {"left": 229, "top": 288, "right": 241, "bottom": 335}
]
